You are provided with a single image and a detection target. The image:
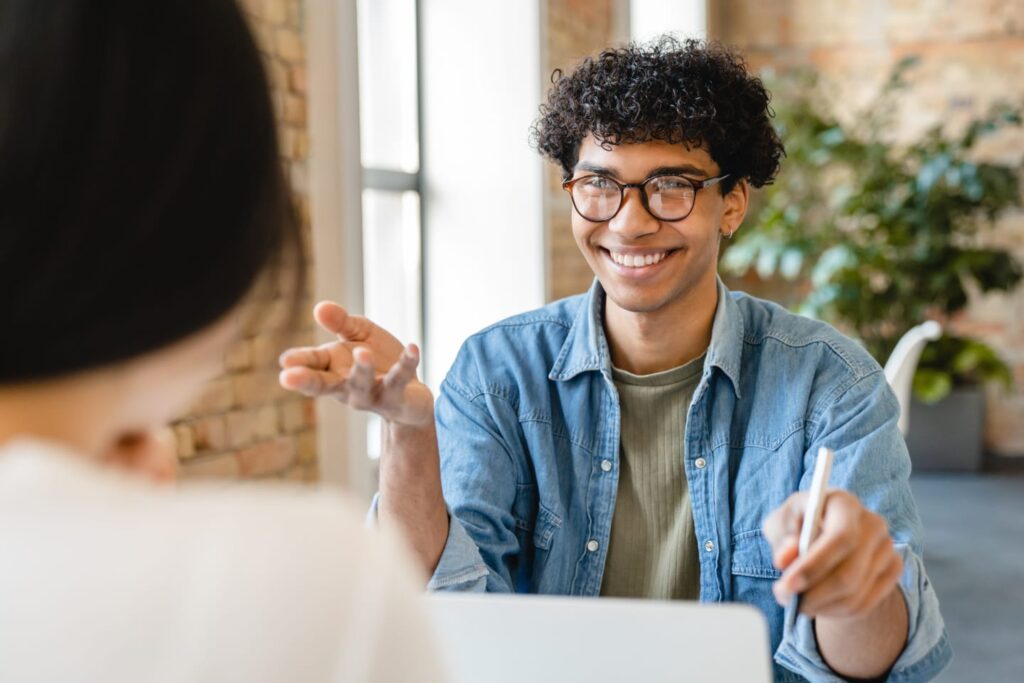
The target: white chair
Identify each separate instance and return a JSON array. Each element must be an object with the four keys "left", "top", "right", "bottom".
[{"left": 883, "top": 321, "right": 942, "bottom": 436}]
